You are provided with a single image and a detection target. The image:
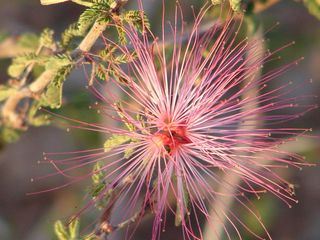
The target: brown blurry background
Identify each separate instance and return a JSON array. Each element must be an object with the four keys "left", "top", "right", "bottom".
[{"left": 0, "top": 0, "right": 319, "bottom": 239}]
